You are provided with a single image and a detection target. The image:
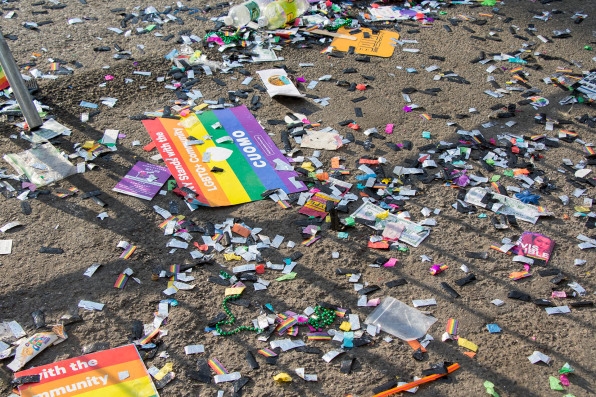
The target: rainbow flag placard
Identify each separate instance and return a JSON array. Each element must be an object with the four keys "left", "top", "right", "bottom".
[
  {"left": 0, "top": 65, "right": 9, "bottom": 90},
  {"left": 142, "top": 105, "right": 306, "bottom": 207},
  {"left": 15, "top": 344, "right": 158, "bottom": 397}
]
